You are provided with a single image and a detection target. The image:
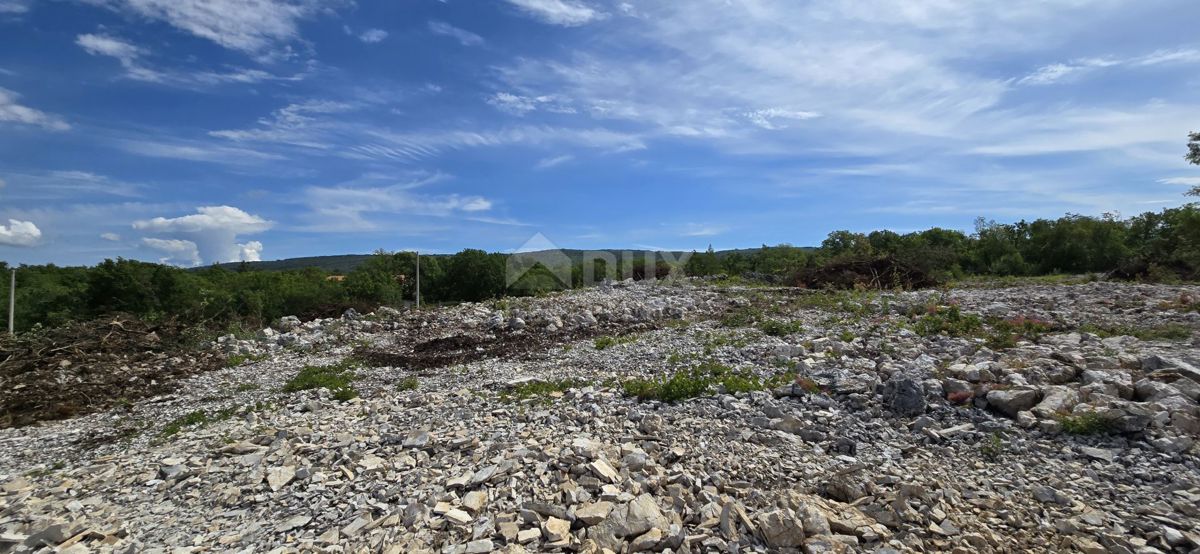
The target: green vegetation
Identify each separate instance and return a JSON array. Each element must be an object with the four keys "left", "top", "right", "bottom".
[
  {"left": 1057, "top": 412, "right": 1113, "bottom": 435},
  {"left": 396, "top": 377, "right": 419, "bottom": 391},
  {"left": 980, "top": 432, "right": 1005, "bottom": 461},
  {"left": 594, "top": 334, "right": 638, "bottom": 350},
  {"left": 6, "top": 205, "right": 1200, "bottom": 335},
  {"left": 986, "top": 316, "right": 1056, "bottom": 349},
  {"left": 758, "top": 319, "right": 804, "bottom": 337},
  {"left": 912, "top": 305, "right": 983, "bottom": 337},
  {"left": 621, "top": 361, "right": 791, "bottom": 402},
  {"left": 283, "top": 360, "right": 359, "bottom": 401},
  {"left": 720, "top": 304, "right": 764, "bottom": 328},
  {"left": 501, "top": 379, "right": 587, "bottom": 402},
  {"left": 1079, "top": 322, "right": 1193, "bottom": 341},
  {"left": 161, "top": 407, "right": 237, "bottom": 437}
]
